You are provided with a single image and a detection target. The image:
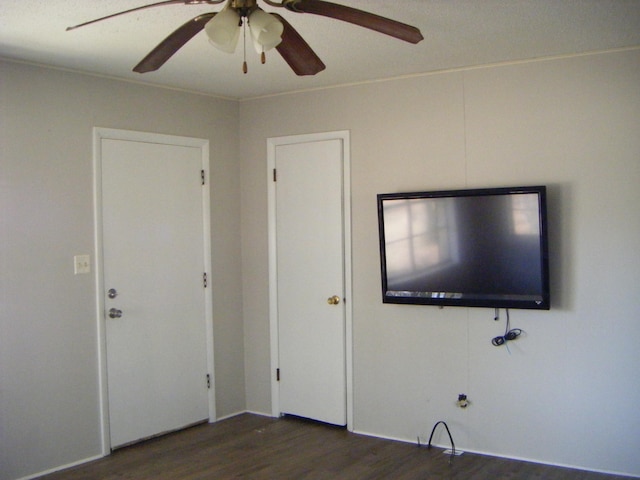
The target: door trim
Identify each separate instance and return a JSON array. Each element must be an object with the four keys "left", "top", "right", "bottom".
[
  {"left": 267, "top": 130, "right": 353, "bottom": 430},
  {"left": 93, "top": 127, "right": 216, "bottom": 455}
]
